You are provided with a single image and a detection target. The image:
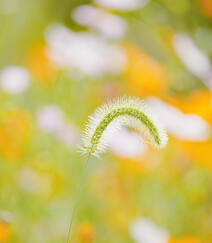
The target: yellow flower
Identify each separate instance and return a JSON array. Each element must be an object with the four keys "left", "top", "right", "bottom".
[
  {"left": 157, "top": 27, "right": 176, "bottom": 55},
  {"left": 34, "top": 161, "right": 64, "bottom": 197},
  {"left": 124, "top": 43, "right": 167, "bottom": 97},
  {"left": 0, "top": 109, "right": 32, "bottom": 161}
]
